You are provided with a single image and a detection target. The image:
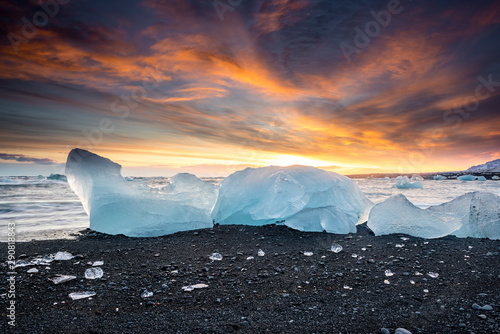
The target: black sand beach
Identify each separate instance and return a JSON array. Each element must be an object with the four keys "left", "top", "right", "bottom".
[{"left": 1, "top": 224, "right": 499, "bottom": 333}]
